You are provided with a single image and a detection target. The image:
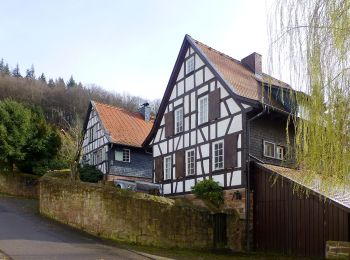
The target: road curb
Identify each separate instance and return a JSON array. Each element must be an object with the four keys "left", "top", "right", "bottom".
[{"left": 129, "top": 250, "right": 174, "bottom": 260}]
